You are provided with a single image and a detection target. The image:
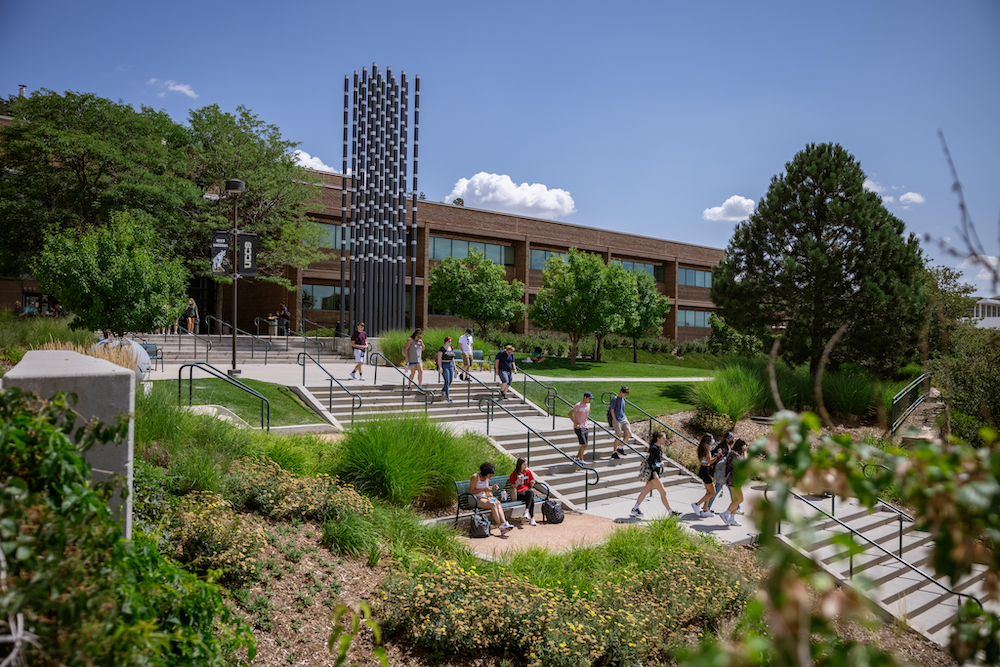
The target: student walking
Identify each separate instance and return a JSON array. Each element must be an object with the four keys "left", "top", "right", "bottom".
[
  {"left": 508, "top": 458, "right": 538, "bottom": 526},
  {"left": 436, "top": 336, "right": 456, "bottom": 402},
  {"left": 403, "top": 329, "right": 424, "bottom": 388},
  {"left": 568, "top": 392, "right": 593, "bottom": 463},
  {"left": 184, "top": 298, "right": 199, "bottom": 334},
  {"left": 458, "top": 328, "right": 474, "bottom": 381},
  {"left": 277, "top": 302, "right": 291, "bottom": 336},
  {"left": 719, "top": 439, "right": 747, "bottom": 526},
  {"left": 631, "top": 432, "right": 682, "bottom": 518},
  {"left": 609, "top": 386, "right": 633, "bottom": 459},
  {"left": 692, "top": 434, "right": 723, "bottom": 517},
  {"left": 707, "top": 432, "right": 735, "bottom": 512},
  {"left": 494, "top": 344, "right": 516, "bottom": 399},
  {"left": 349, "top": 322, "right": 367, "bottom": 381}
]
